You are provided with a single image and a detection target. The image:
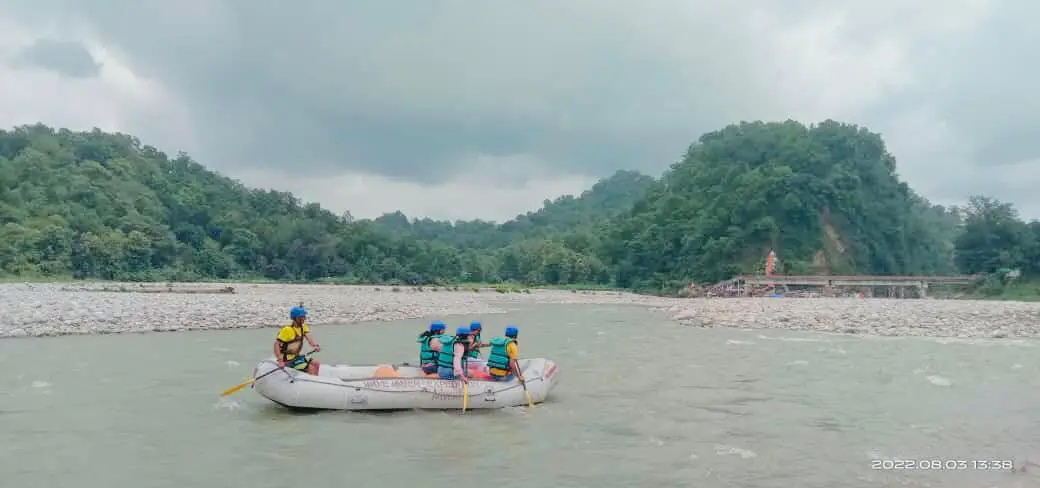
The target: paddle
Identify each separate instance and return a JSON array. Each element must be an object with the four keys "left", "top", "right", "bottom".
[
  {"left": 462, "top": 381, "right": 469, "bottom": 413},
  {"left": 221, "top": 351, "right": 316, "bottom": 397},
  {"left": 519, "top": 376, "right": 534, "bottom": 408}
]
